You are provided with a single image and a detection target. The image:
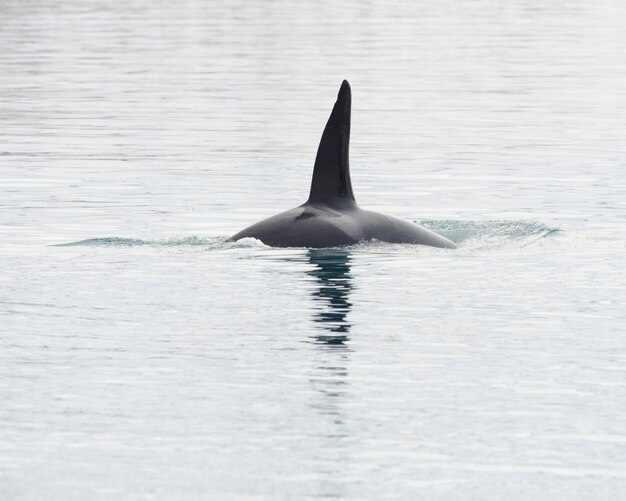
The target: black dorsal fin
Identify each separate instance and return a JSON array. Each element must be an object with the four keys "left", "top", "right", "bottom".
[{"left": 307, "top": 80, "right": 355, "bottom": 204}]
